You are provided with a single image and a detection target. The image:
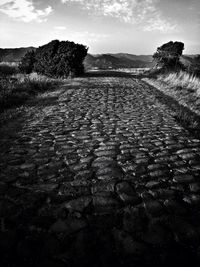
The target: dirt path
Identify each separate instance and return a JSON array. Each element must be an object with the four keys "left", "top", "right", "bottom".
[{"left": 1, "top": 76, "right": 200, "bottom": 266}]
